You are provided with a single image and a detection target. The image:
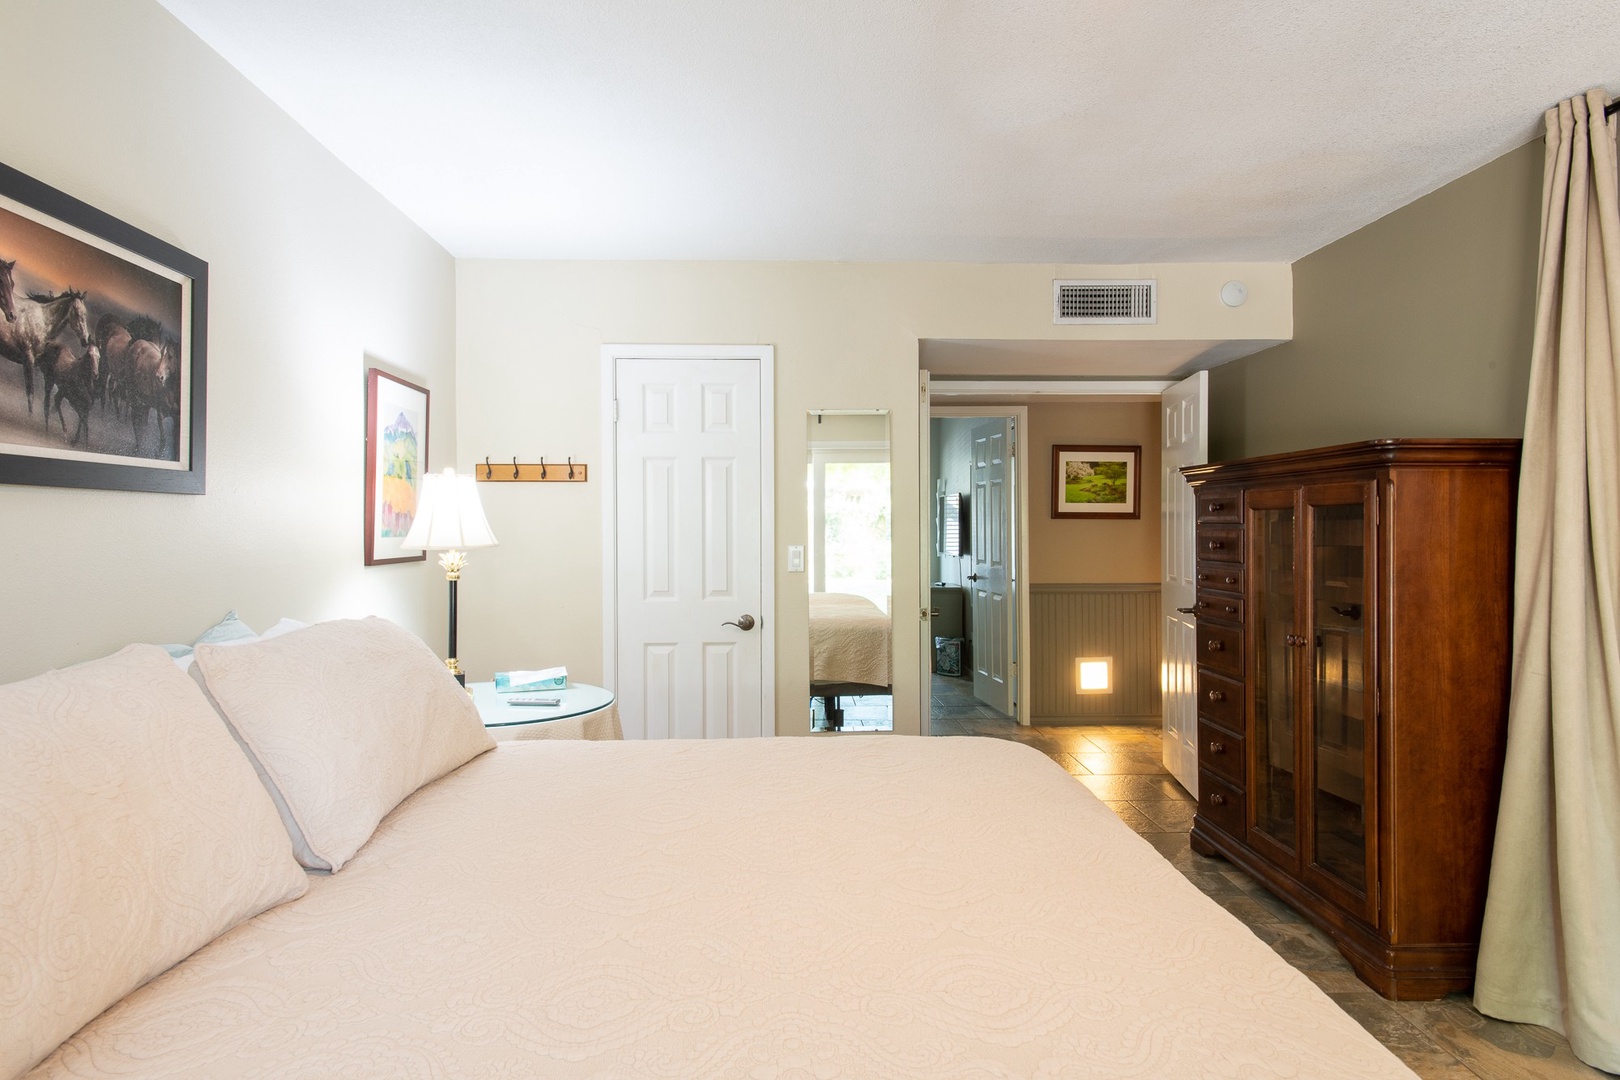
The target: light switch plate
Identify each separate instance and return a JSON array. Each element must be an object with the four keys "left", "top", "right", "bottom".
[{"left": 787, "top": 545, "right": 805, "bottom": 572}]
